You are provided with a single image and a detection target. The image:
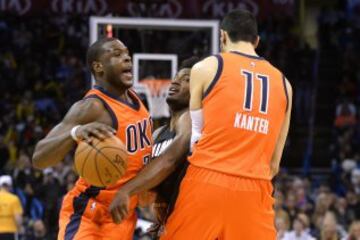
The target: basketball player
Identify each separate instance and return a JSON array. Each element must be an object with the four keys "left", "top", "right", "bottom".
[
  {"left": 160, "top": 9, "right": 293, "bottom": 239},
  {"left": 32, "top": 38, "right": 153, "bottom": 240},
  {"left": 108, "top": 57, "right": 198, "bottom": 235}
]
